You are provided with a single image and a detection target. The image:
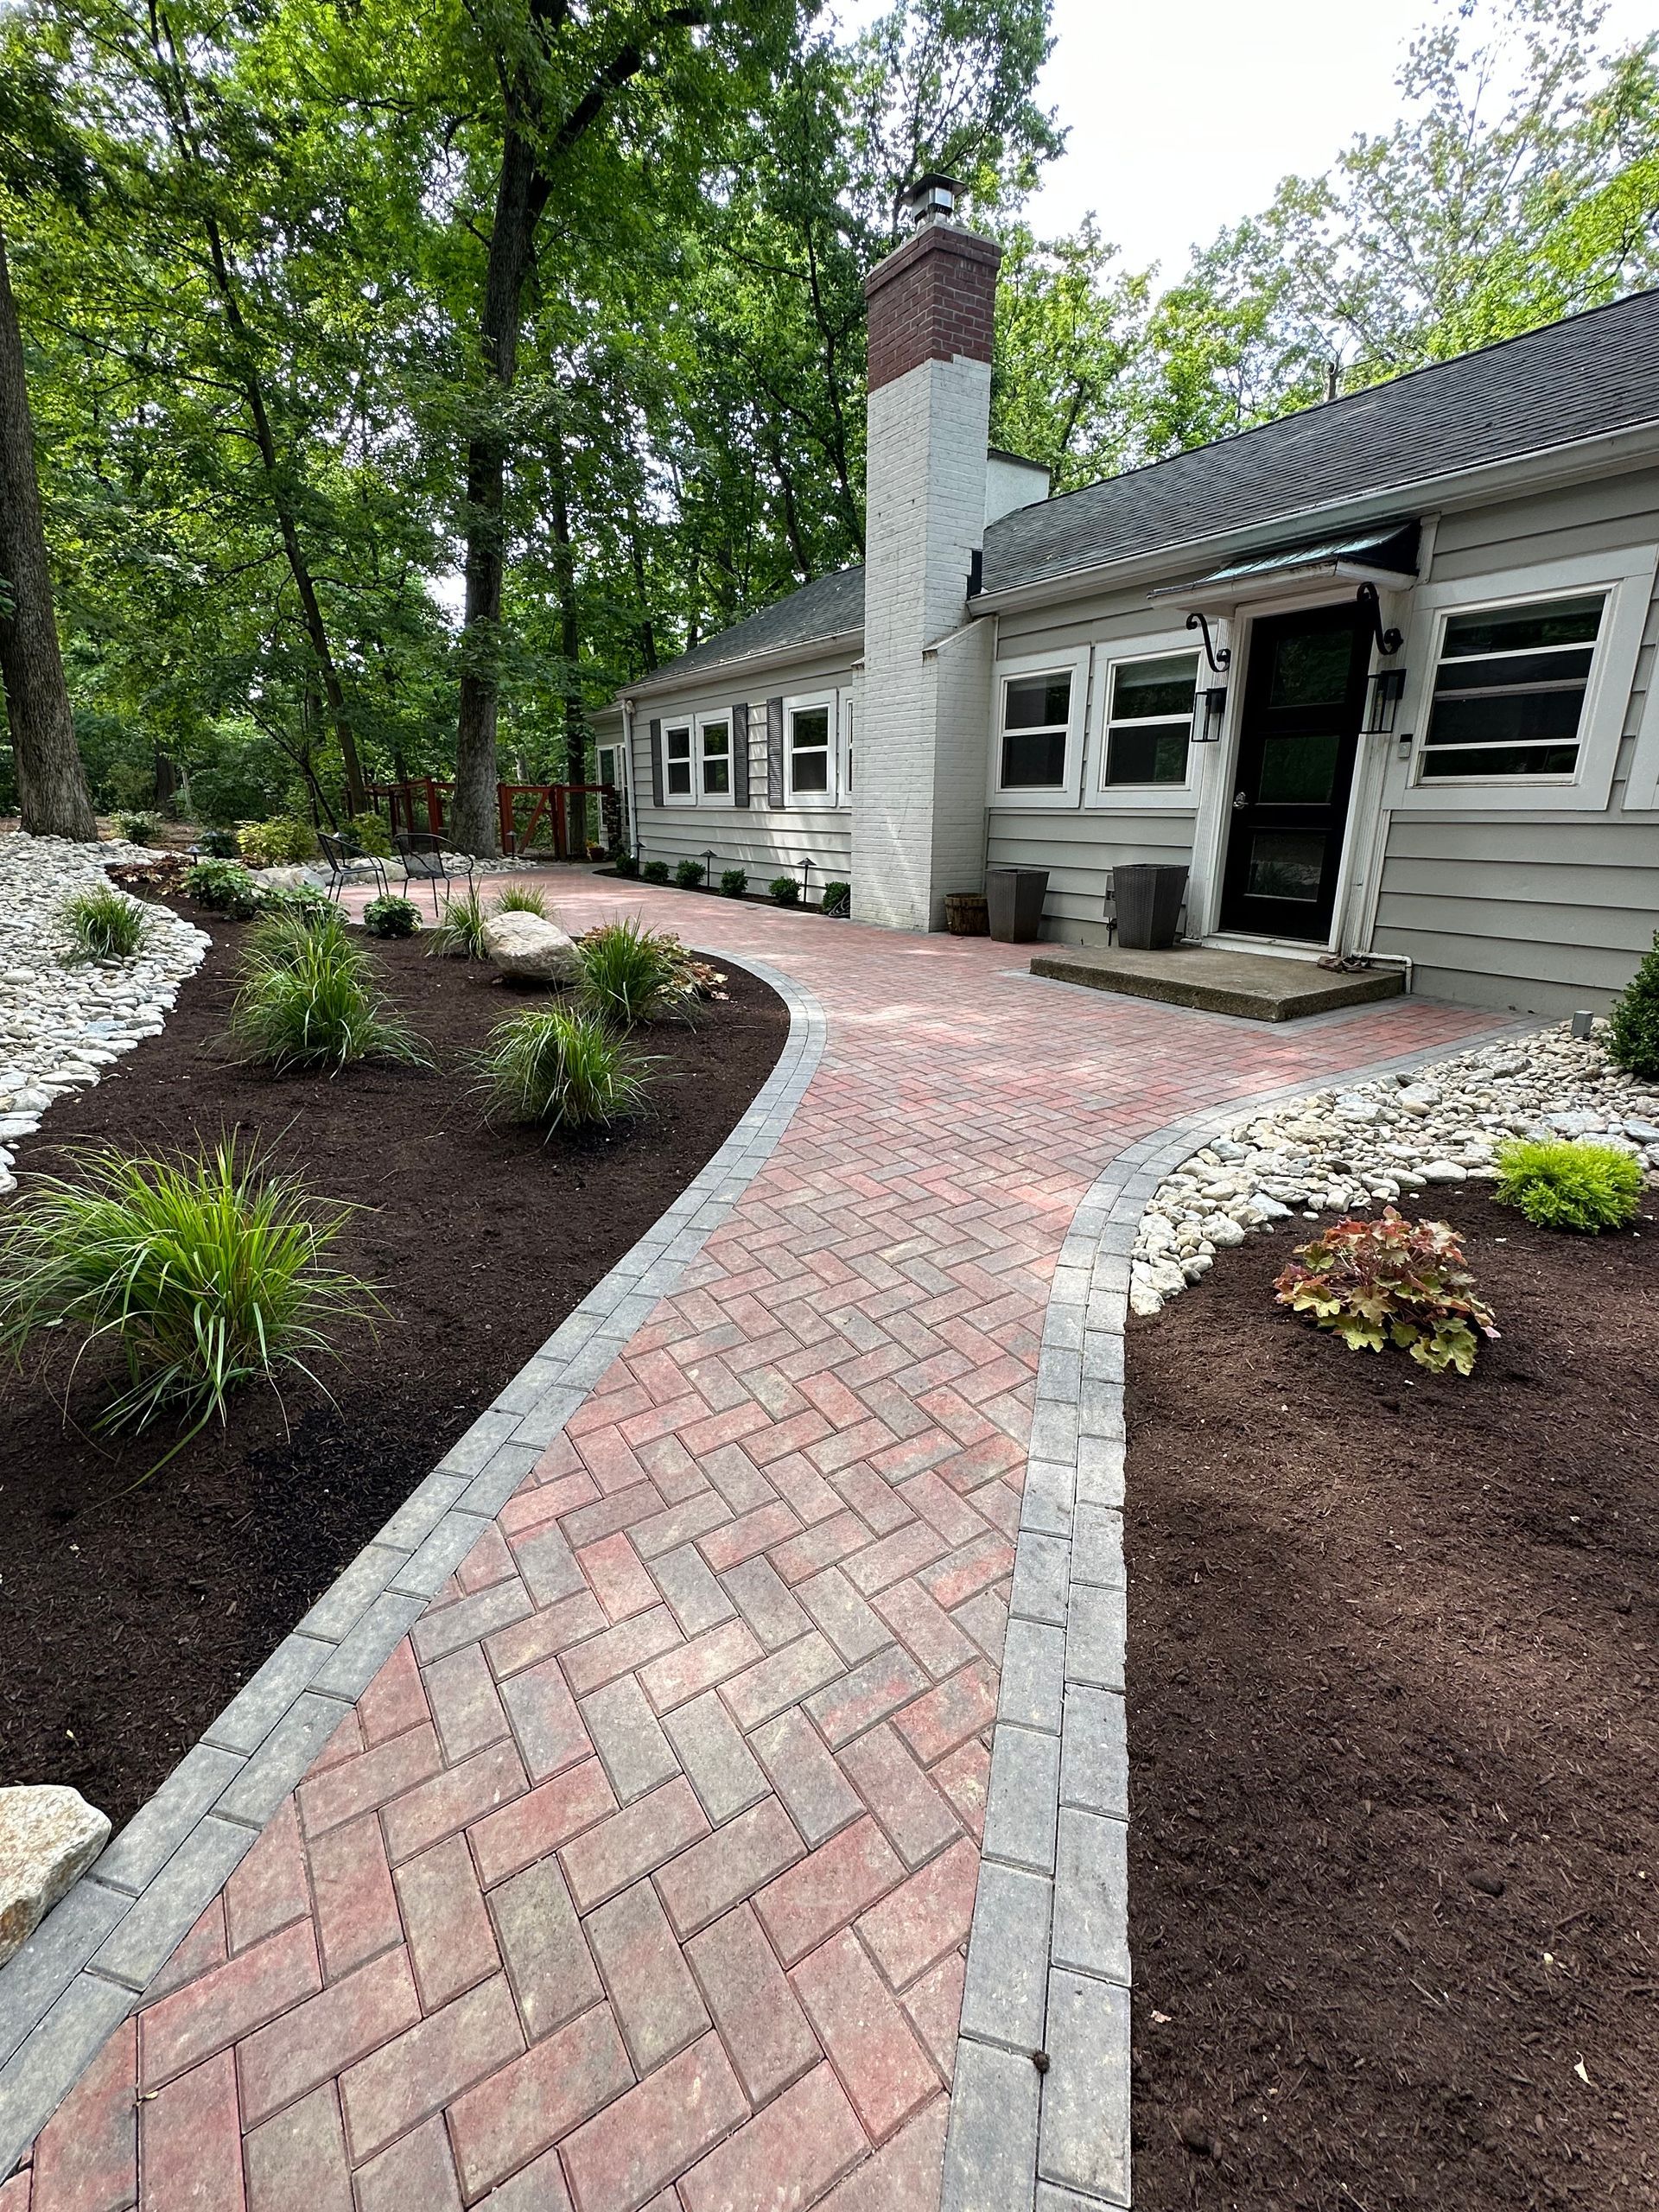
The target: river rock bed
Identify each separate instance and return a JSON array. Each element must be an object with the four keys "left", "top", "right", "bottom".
[
  {"left": 0, "top": 833, "right": 207, "bottom": 1191},
  {"left": 1130, "top": 1019, "right": 1659, "bottom": 1315}
]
